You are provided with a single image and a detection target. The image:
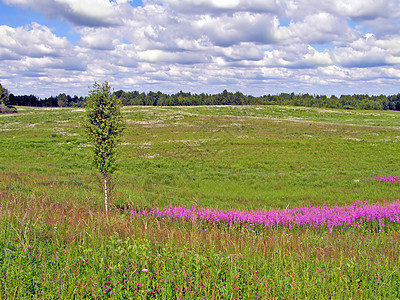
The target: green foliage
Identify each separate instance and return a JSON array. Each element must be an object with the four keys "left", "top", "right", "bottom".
[
  {"left": 84, "top": 82, "right": 125, "bottom": 177},
  {"left": 57, "top": 93, "right": 68, "bottom": 107},
  {"left": 84, "top": 82, "right": 125, "bottom": 211},
  {"left": 9, "top": 87, "right": 400, "bottom": 111},
  {"left": 113, "top": 90, "right": 400, "bottom": 110},
  {"left": 0, "top": 83, "right": 17, "bottom": 113}
]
